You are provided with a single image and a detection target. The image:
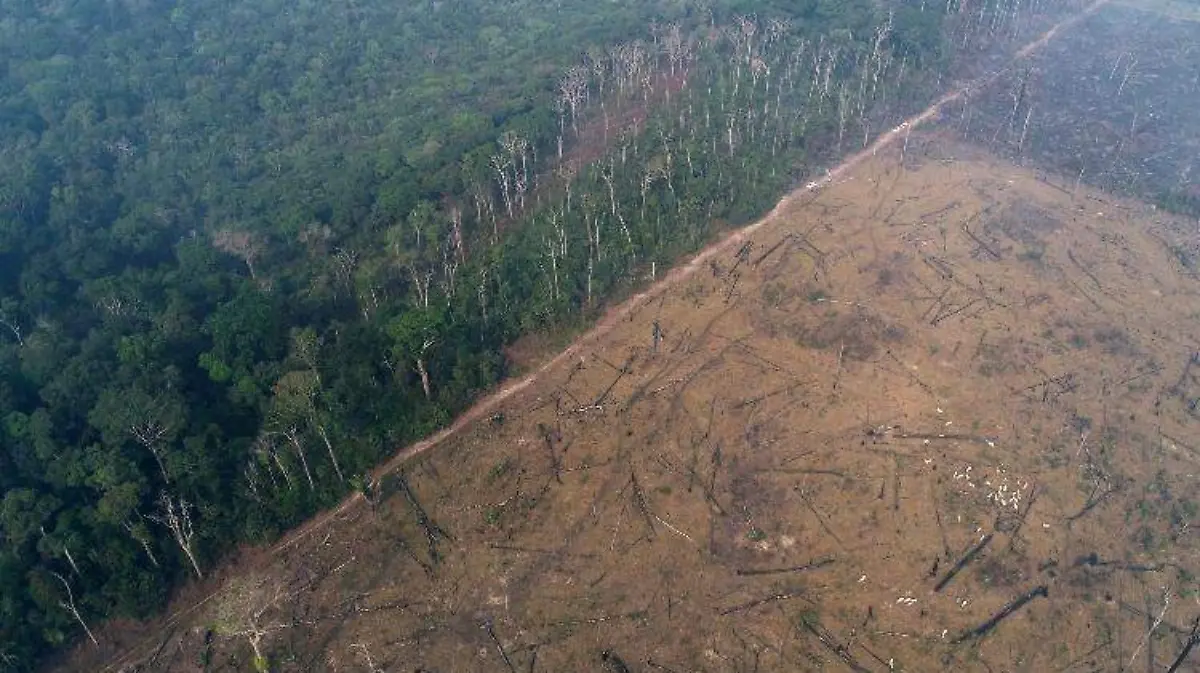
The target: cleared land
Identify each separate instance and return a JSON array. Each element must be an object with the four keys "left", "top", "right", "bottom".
[{"left": 84, "top": 133, "right": 1200, "bottom": 672}]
